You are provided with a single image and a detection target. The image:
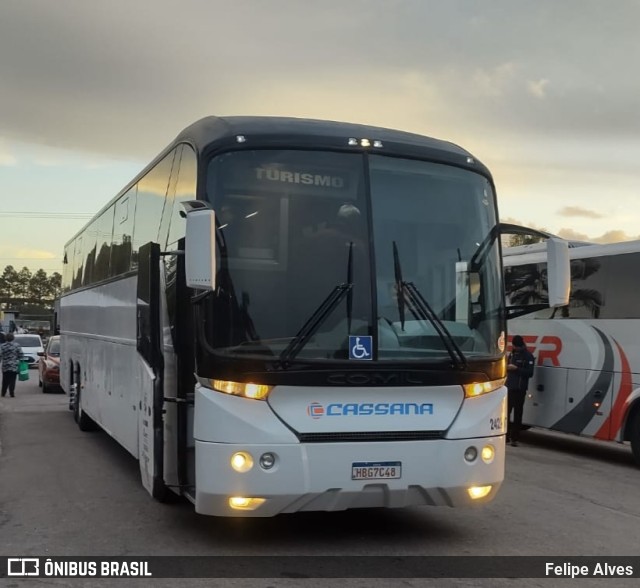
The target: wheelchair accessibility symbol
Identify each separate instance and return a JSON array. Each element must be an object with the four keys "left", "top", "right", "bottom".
[{"left": 349, "top": 336, "right": 372, "bottom": 360}]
